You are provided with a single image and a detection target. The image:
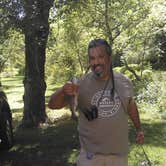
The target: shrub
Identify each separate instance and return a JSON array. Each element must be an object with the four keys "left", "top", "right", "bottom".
[{"left": 136, "top": 71, "right": 166, "bottom": 119}]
